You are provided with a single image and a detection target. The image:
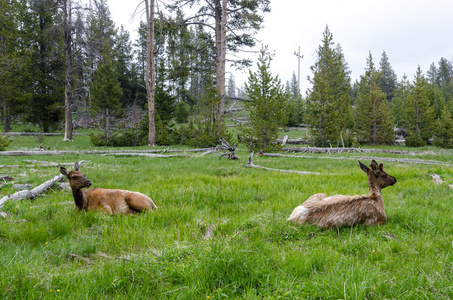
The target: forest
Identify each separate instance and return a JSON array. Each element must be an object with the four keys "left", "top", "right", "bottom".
[{"left": 1, "top": 0, "right": 453, "bottom": 151}]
